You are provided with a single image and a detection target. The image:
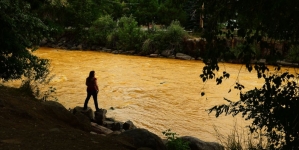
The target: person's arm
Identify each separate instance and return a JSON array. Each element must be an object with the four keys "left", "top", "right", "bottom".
[{"left": 94, "top": 78, "right": 99, "bottom": 92}]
